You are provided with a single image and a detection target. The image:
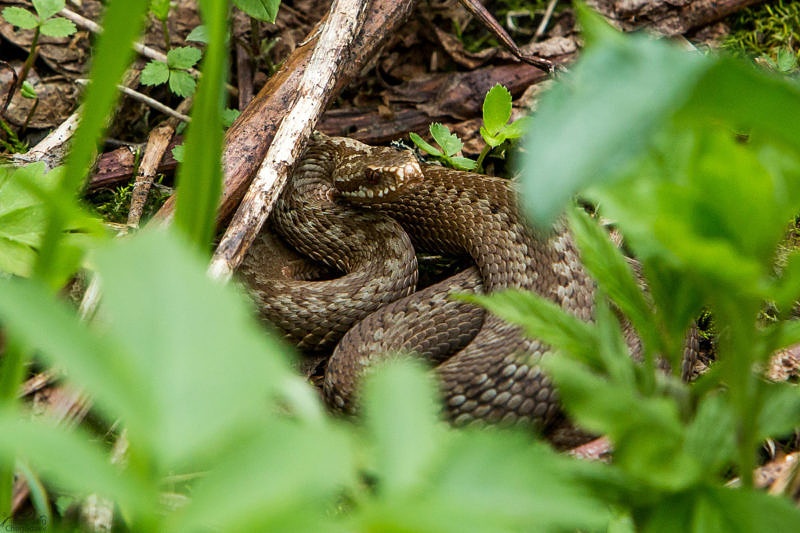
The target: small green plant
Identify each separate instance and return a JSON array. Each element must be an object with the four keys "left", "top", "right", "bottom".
[
  {"left": 410, "top": 84, "right": 530, "bottom": 172},
  {"left": 233, "top": 0, "right": 281, "bottom": 23},
  {"left": 148, "top": 0, "right": 172, "bottom": 51},
  {"left": 763, "top": 46, "right": 799, "bottom": 73},
  {"left": 141, "top": 46, "right": 202, "bottom": 97},
  {"left": 723, "top": 0, "right": 800, "bottom": 61},
  {"left": 410, "top": 123, "right": 477, "bottom": 170},
  {"left": 1, "top": 0, "right": 77, "bottom": 113}
]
